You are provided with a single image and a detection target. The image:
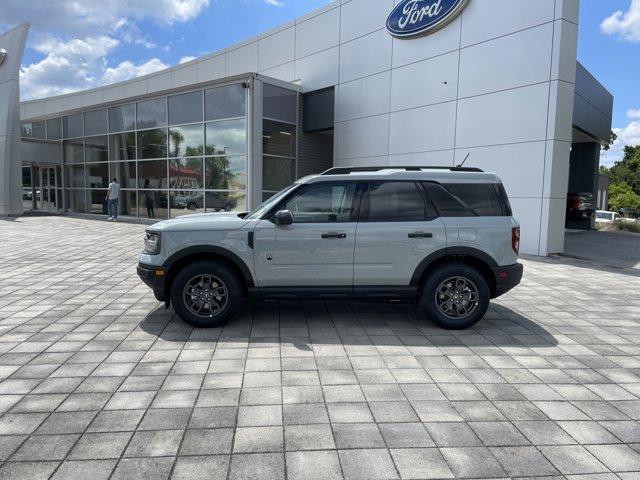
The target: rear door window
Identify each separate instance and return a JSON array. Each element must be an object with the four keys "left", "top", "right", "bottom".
[
  {"left": 363, "top": 181, "right": 436, "bottom": 222},
  {"left": 422, "top": 182, "right": 507, "bottom": 217}
]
